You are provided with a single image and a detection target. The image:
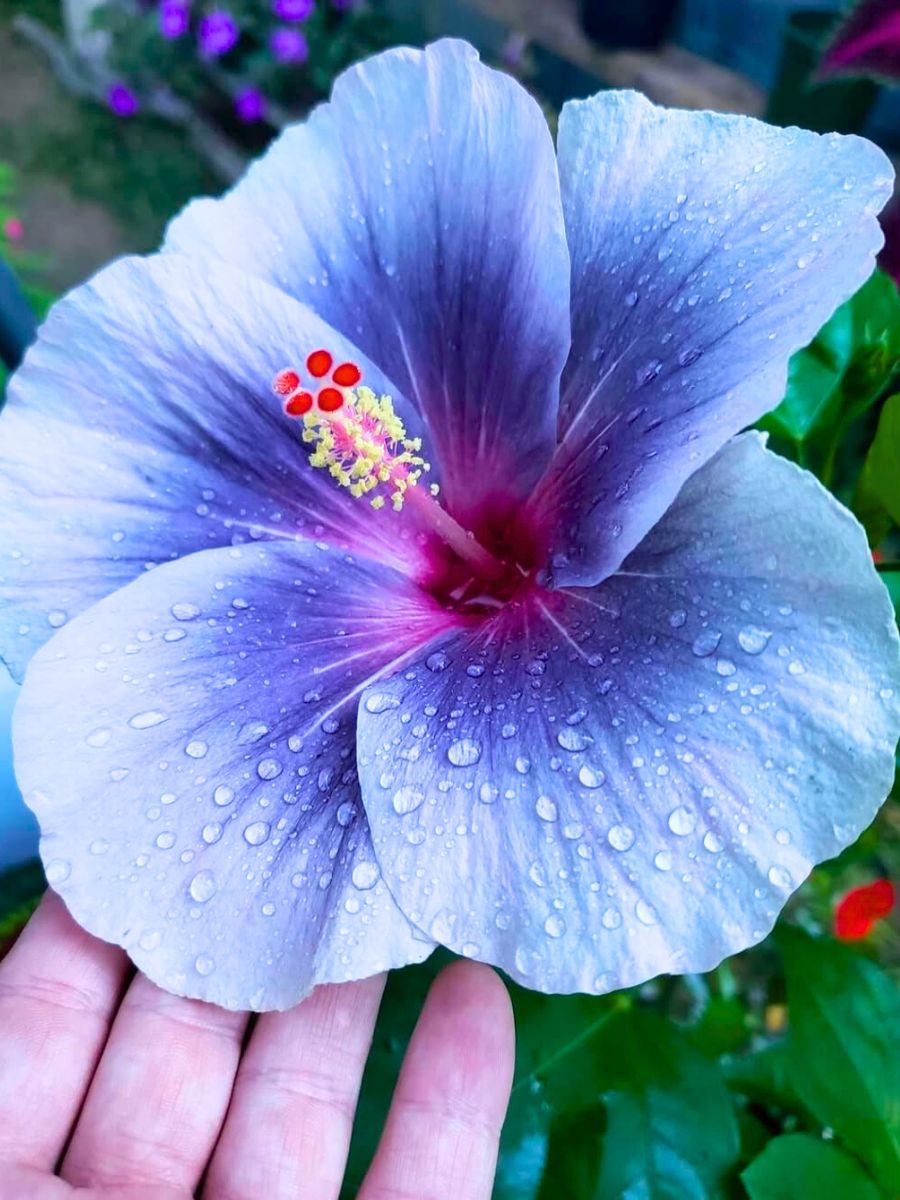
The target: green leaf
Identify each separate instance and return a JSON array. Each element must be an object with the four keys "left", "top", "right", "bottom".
[
  {"left": 879, "top": 567, "right": 900, "bottom": 619},
  {"left": 857, "top": 394, "right": 900, "bottom": 530},
  {"left": 591, "top": 1008, "right": 741, "bottom": 1200},
  {"left": 742, "top": 1134, "right": 883, "bottom": 1200},
  {"left": 759, "top": 270, "right": 900, "bottom": 480},
  {"left": 780, "top": 926, "right": 900, "bottom": 1193},
  {"left": 0, "top": 858, "right": 45, "bottom": 942}
]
